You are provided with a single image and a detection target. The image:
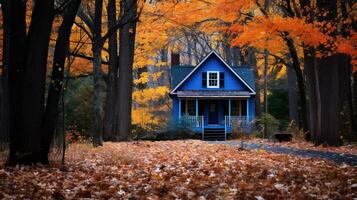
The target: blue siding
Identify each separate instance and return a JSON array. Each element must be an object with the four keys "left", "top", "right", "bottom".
[
  {"left": 177, "top": 56, "right": 251, "bottom": 92},
  {"left": 172, "top": 96, "right": 179, "bottom": 121}
]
